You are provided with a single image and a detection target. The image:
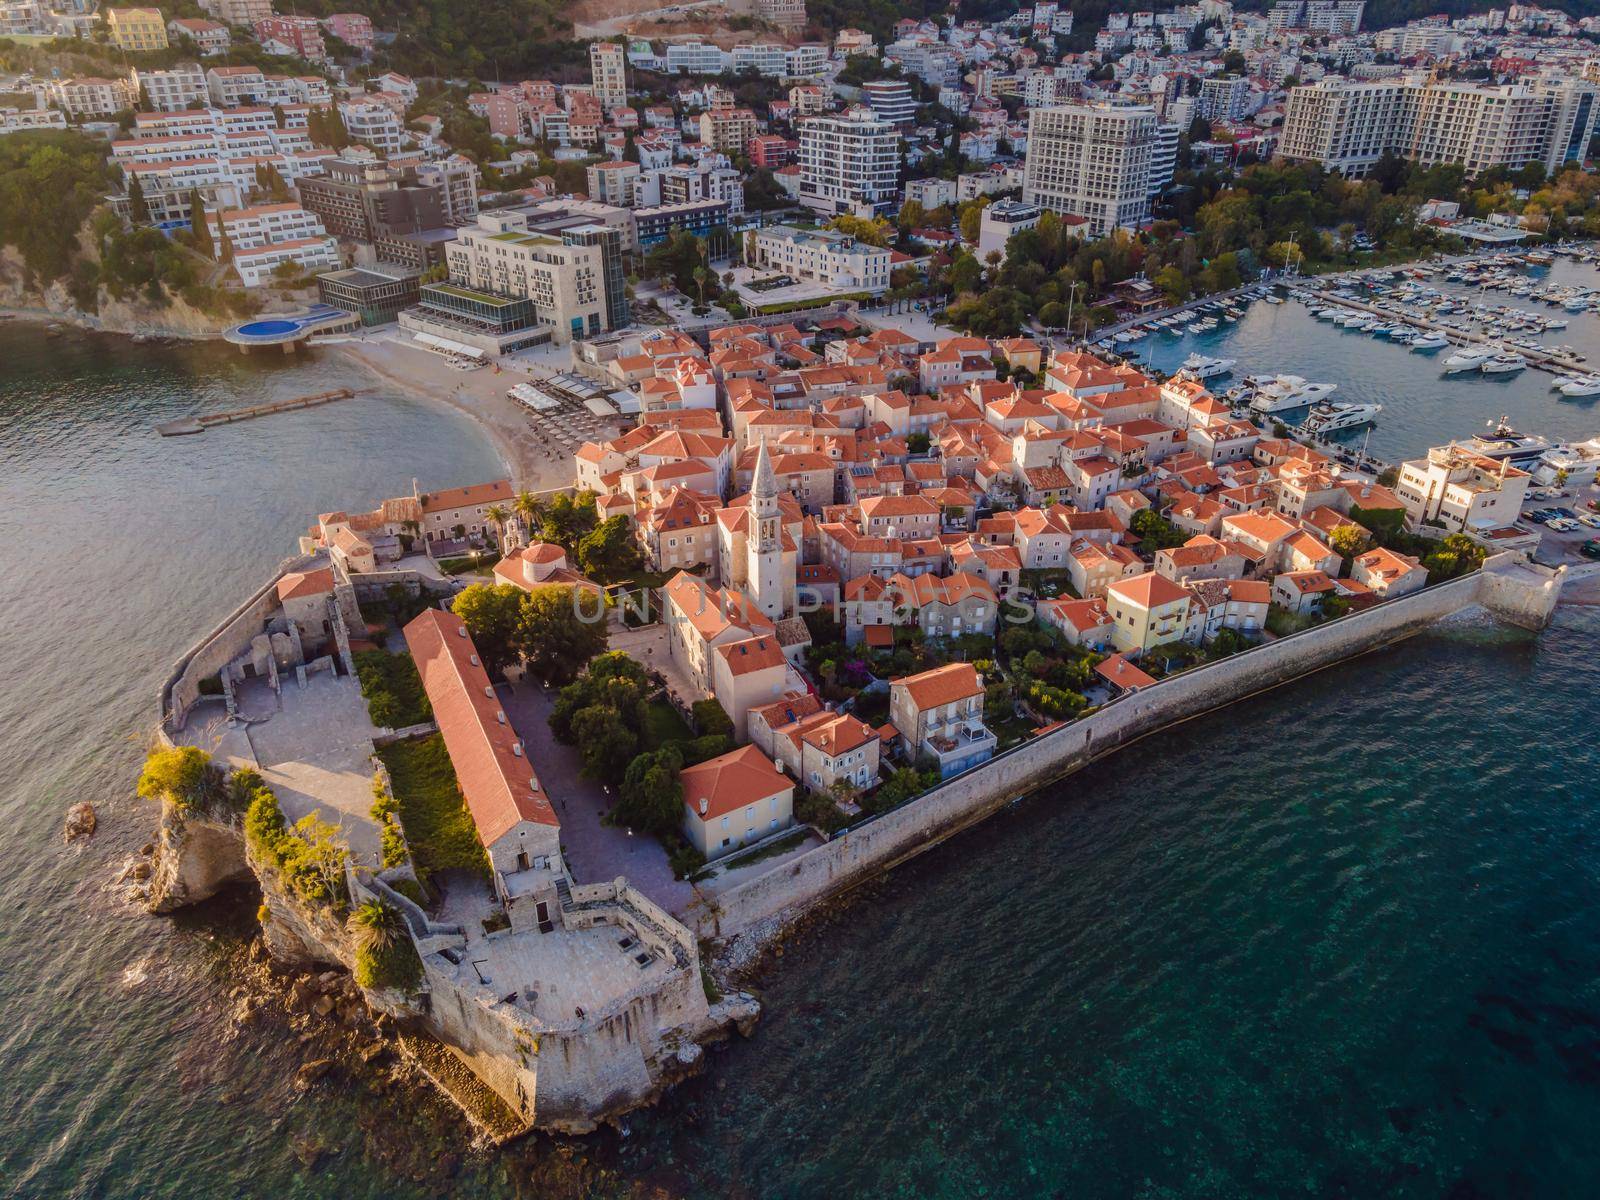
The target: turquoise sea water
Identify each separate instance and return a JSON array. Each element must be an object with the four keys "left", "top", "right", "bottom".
[{"left": 3, "top": 325, "right": 1600, "bottom": 1198}]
